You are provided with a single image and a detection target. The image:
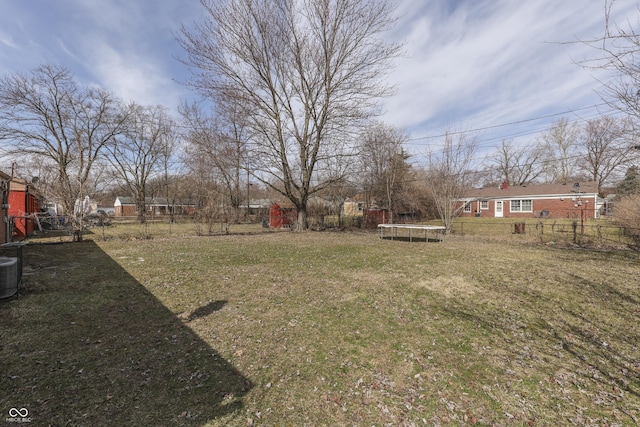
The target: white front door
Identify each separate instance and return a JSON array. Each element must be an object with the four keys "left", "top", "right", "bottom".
[{"left": 495, "top": 200, "right": 503, "bottom": 218}]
